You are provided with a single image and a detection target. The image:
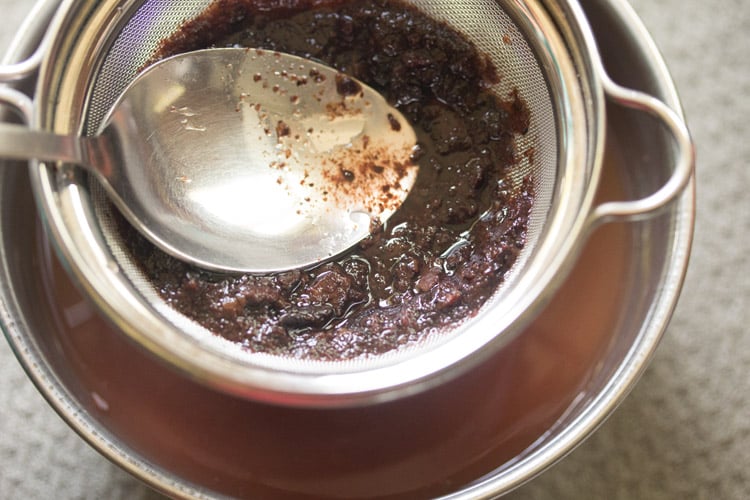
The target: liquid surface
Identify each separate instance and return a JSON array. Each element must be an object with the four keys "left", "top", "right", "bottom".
[
  {"left": 33, "top": 141, "right": 629, "bottom": 498},
  {"left": 118, "top": 0, "right": 533, "bottom": 360}
]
